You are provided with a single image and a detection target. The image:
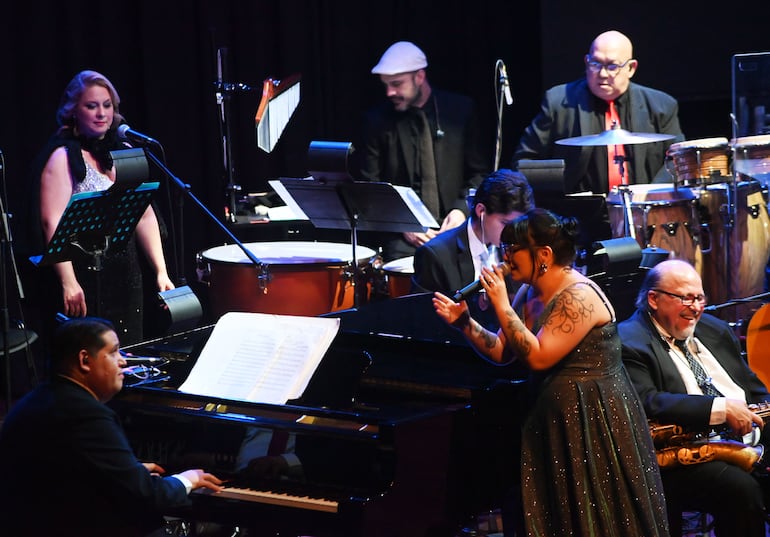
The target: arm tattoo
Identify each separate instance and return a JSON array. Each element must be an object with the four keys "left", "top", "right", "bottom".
[
  {"left": 544, "top": 286, "right": 594, "bottom": 335},
  {"left": 502, "top": 308, "right": 532, "bottom": 357},
  {"left": 470, "top": 319, "right": 497, "bottom": 350}
]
